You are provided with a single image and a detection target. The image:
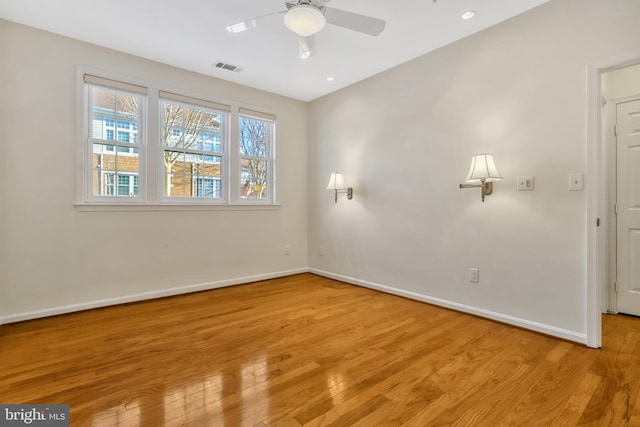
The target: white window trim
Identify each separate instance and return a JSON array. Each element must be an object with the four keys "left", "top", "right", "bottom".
[{"left": 75, "top": 67, "right": 278, "bottom": 211}]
